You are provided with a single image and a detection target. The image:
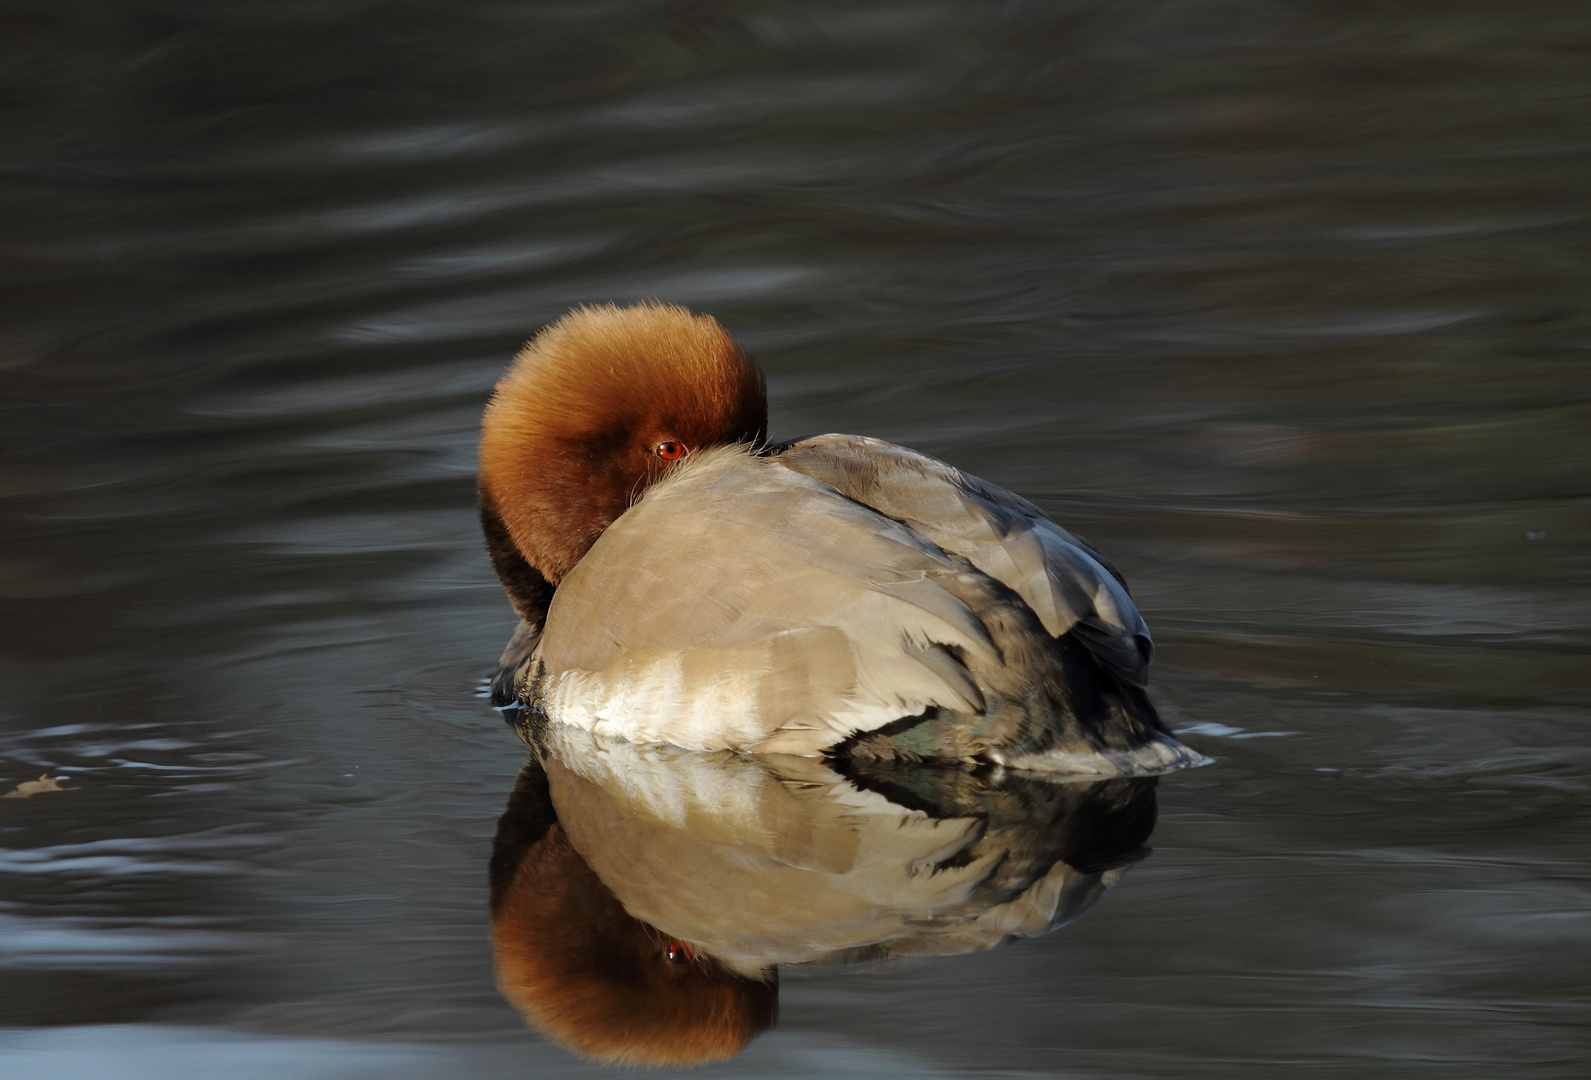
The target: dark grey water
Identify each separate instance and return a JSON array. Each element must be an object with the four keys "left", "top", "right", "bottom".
[{"left": 2, "top": 1, "right": 1588, "bottom": 1076}]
